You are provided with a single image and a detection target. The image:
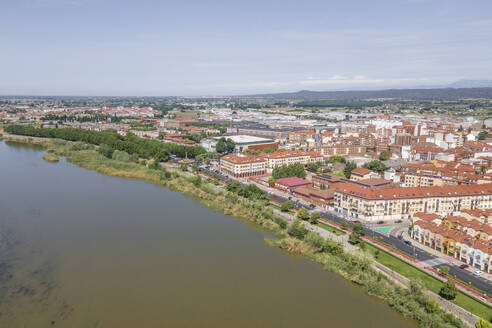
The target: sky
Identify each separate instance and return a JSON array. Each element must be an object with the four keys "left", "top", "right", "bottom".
[{"left": 1, "top": 0, "right": 492, "bottom": 96}]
